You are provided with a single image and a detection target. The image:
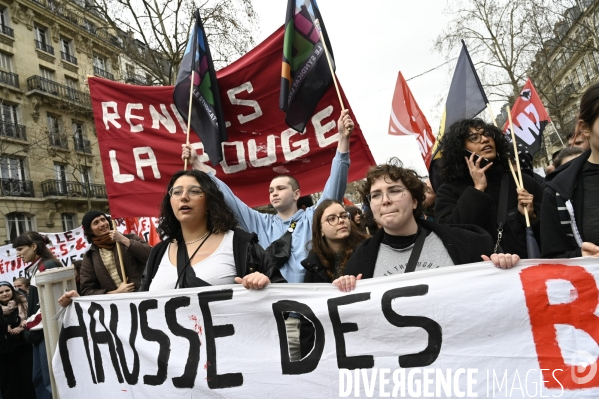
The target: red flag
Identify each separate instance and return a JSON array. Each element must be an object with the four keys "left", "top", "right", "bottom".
[
  {"left": 502, "top": 79, "right": 550, "bottom": 155},
  {"left": 124, "top": 217, "right": 140, "bottom": 234},
  {"left": 342, "top": 197, "right": 355, "bottom": 206},
  {"left": 148, "top": 220, "right": 161, "bottom": 246},
  {"left": 388, "top": 72, "right": 435, "bottom": 167},
  {"left": 88, "top": 27, "right": 375, "bottom": 218}
]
